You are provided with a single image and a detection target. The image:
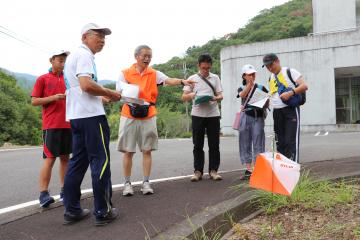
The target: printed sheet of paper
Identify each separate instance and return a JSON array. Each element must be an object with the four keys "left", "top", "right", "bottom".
[
  {"left": 248, "top": 88, "right": 269, "bottom": 108},
  {"left": 119, "top": 82, "right": 139, "bottom": 98}
]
